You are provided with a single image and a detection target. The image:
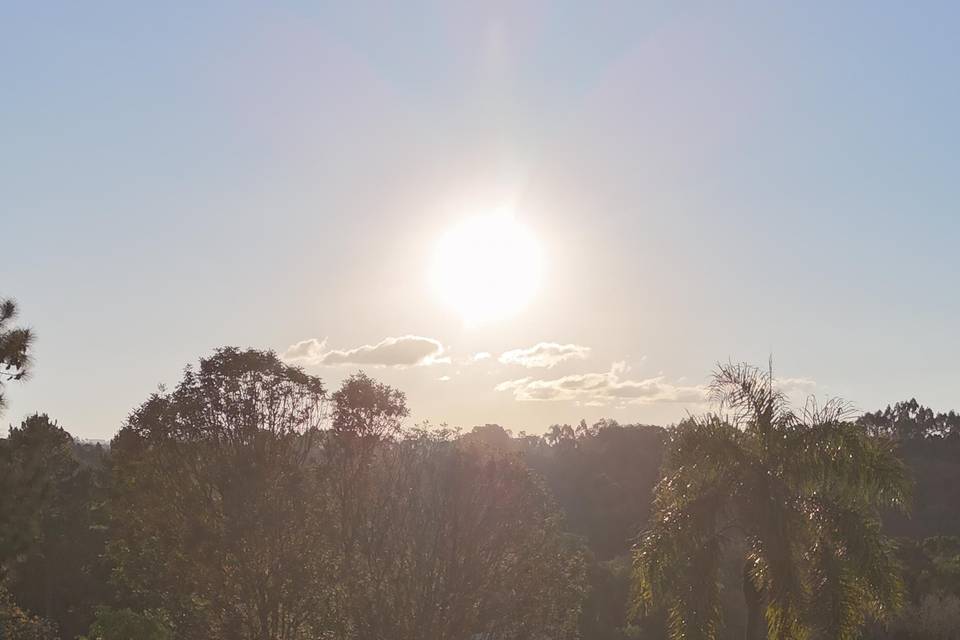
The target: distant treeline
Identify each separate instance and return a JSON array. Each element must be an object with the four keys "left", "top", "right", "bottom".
[
  {"left": 503, "top": 404, "right": 960, "bottom": 639},
  {"left": 1, "top": 346, "right": 959, "bottom": 638}
]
